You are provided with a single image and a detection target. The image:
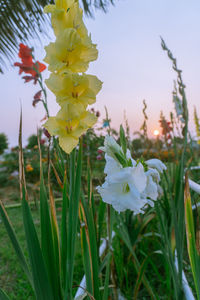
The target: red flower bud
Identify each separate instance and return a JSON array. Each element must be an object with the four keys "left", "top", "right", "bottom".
[
  {"left": 97, "top": 155, "right": 102, "bottom": 160},
  {"left": 40, "top": 139, "right": 45, "bottom": 145},
  {"left": 43, "top": 128, "right": 51, "bottom": 139}
]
